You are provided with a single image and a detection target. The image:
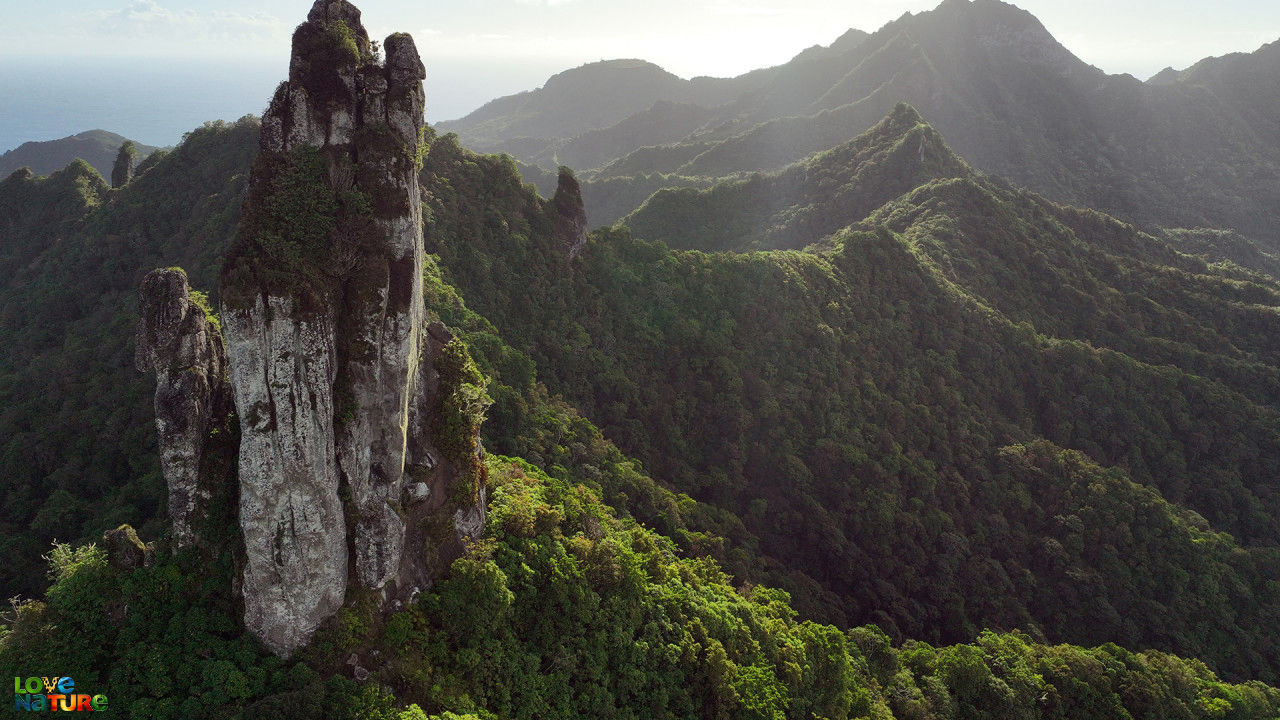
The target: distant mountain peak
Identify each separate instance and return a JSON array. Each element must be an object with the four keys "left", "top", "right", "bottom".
[
  {"left": 544, "top": 58, "right": 678, "bottom": 86},
  {"left": 886, "top": 101, "right": 926, "bottom": 128},
  {"left": 829, "top": 27, "right": 872, "bottom": 55},
  {"left": 0, "top": 130, "right": 160, "bottom": 180},
  {"left": 891, "top": 0, "right": 1086, "bottom": 71}
]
